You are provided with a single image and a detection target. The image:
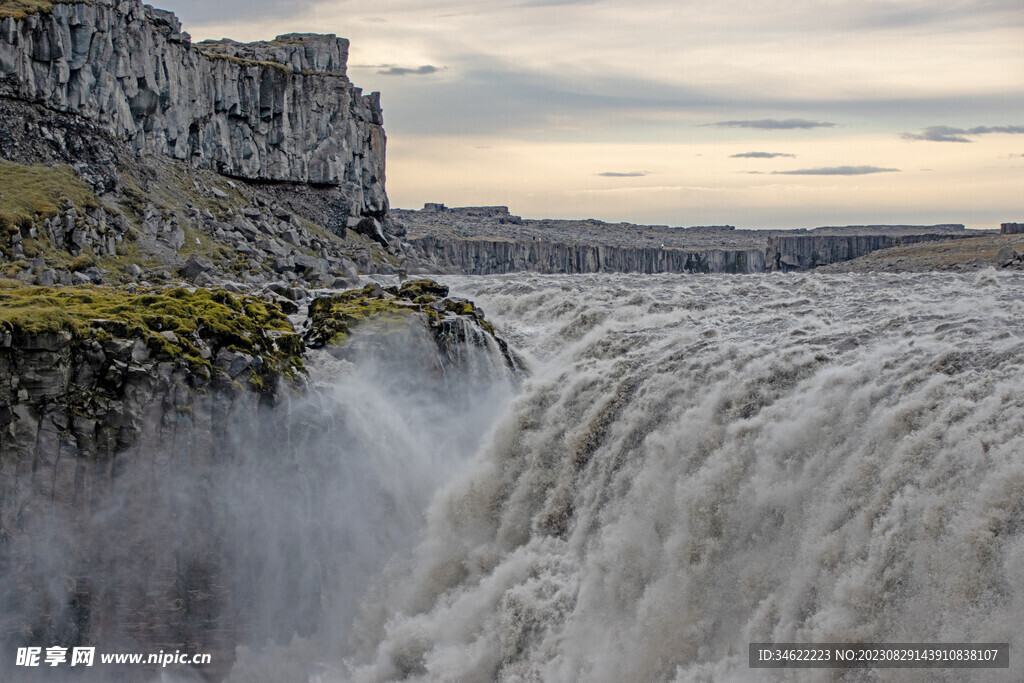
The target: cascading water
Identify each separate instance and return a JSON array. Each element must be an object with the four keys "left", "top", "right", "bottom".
[{"left": 341, "top": 270, "right": 1024, "bottom": 682}]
